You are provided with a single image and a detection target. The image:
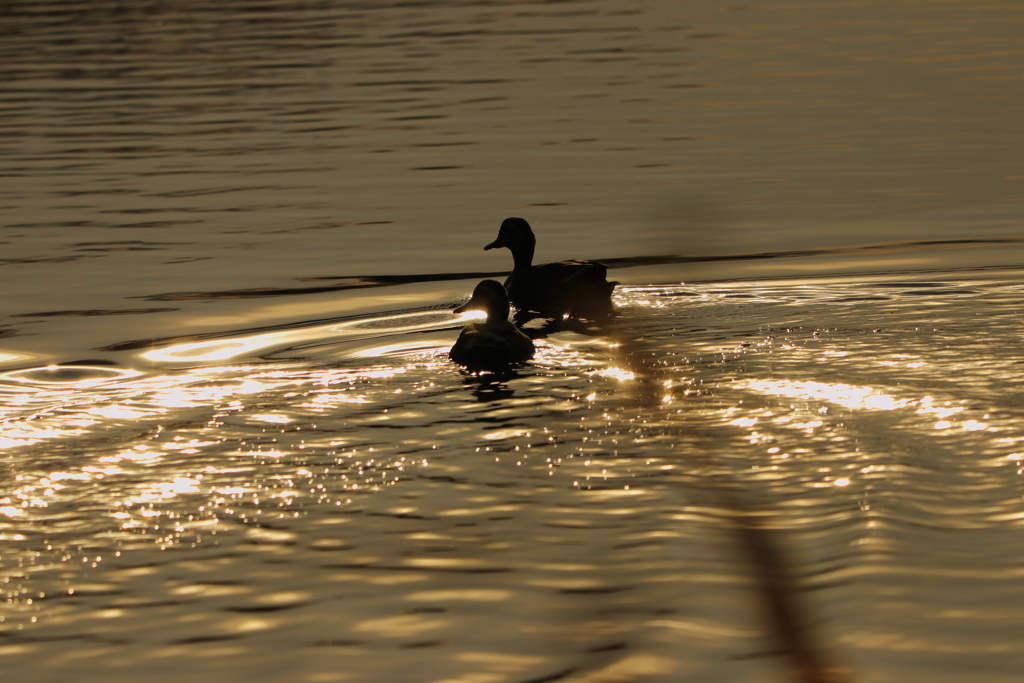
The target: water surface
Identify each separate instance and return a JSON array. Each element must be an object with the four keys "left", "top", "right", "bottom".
[{"left": 3, "top": 1, "right": 1024, "bottom": 681}]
